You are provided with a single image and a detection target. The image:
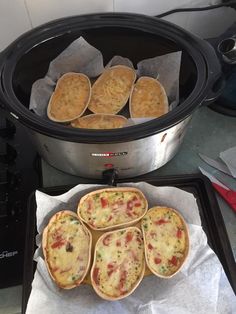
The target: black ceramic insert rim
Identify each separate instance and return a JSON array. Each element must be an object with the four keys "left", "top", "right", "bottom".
[{"left": 0, "top": 13, "right": 220, "bottom": 143}]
